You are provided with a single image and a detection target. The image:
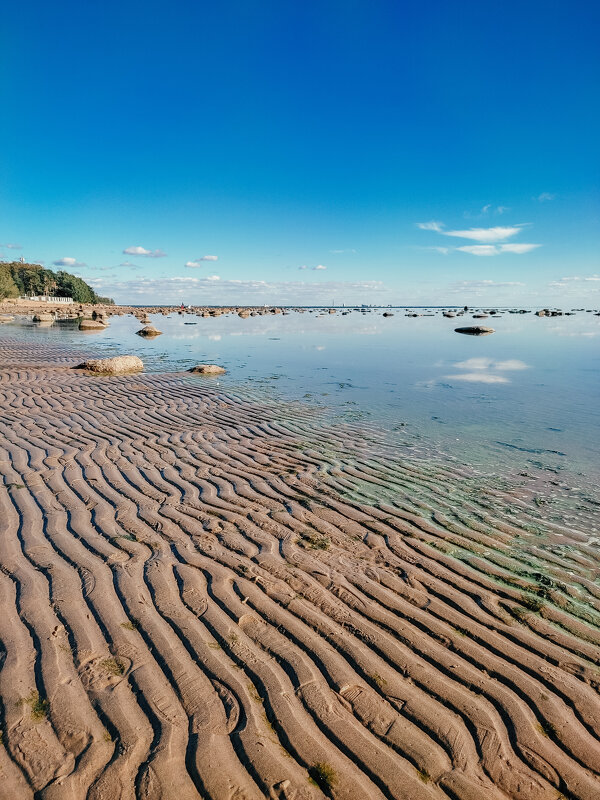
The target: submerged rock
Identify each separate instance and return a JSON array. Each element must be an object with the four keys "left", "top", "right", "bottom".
[
  {"left": 33, "top": 313, "right": 54, "bottom": 322},
  {"left": 136, "top": 325, "right": 162, "bottom": 337},
  {"left": 74, "top": 356, "right": 144, "bottom": 374},
  {"left": 454, "top": 326, "right": 495, "bottom": 336},
  {"left": 188, "top": 364, "right": 226, "bottom": 375}
]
